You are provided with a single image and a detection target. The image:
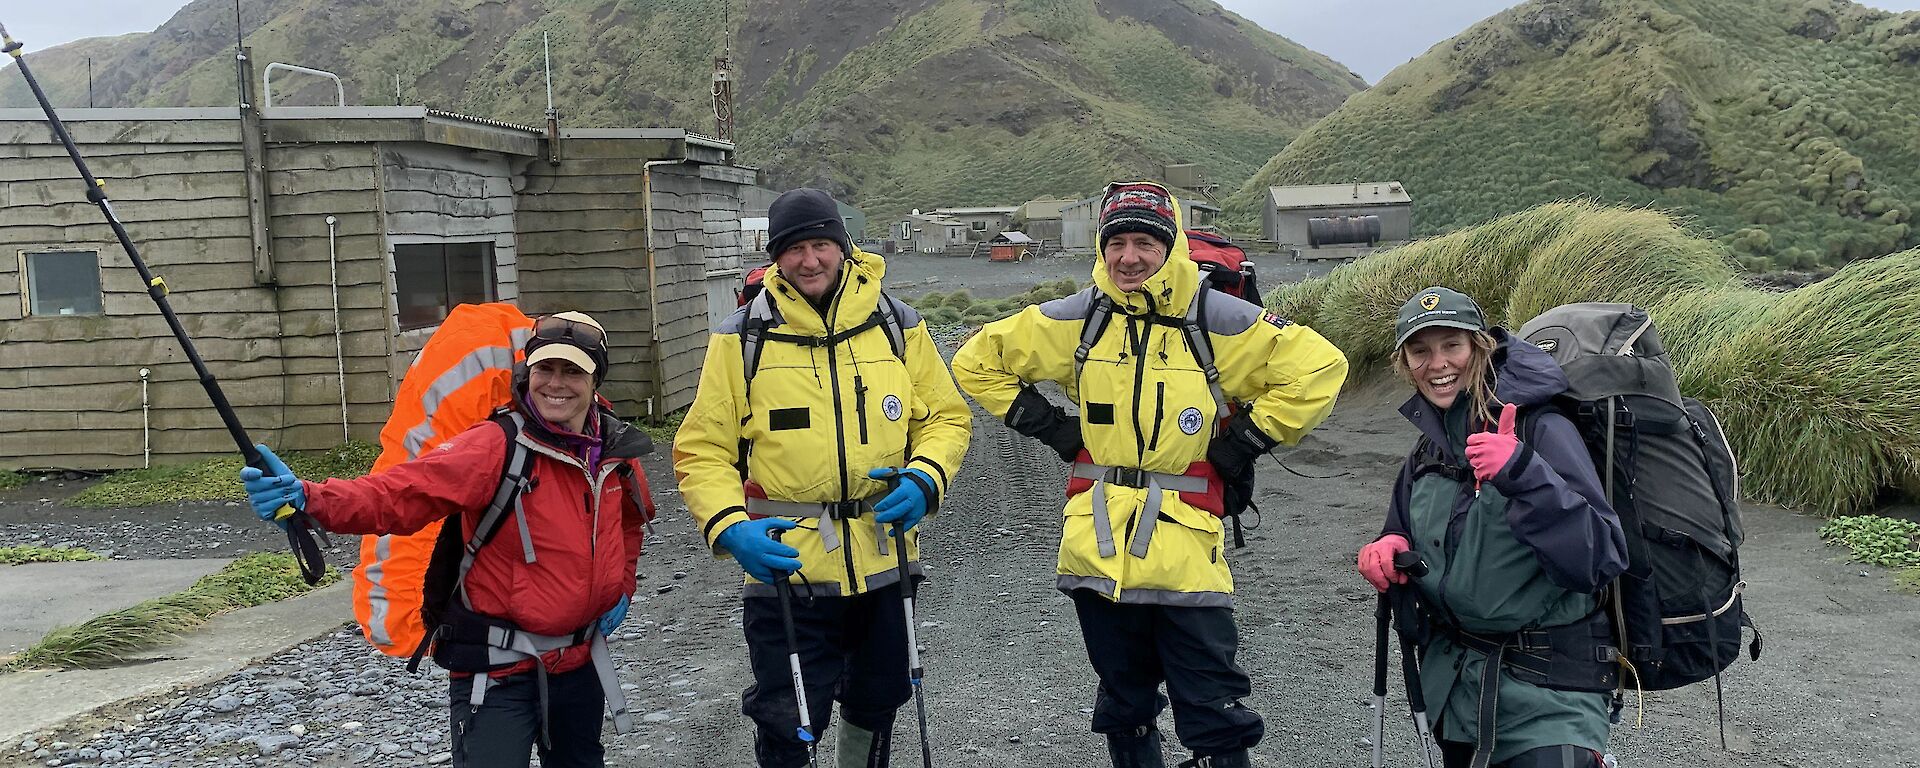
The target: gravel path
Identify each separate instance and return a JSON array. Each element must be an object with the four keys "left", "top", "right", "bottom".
[{"left": 4, "top": 369, "right": 1918, "bottom": 766}]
